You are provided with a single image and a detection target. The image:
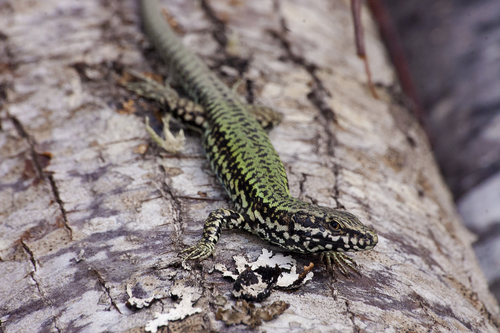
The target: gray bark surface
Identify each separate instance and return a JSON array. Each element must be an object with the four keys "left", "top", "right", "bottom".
[
  {"left": 384, "top": 0, "right": 500, "bottom": 305},
  {"left": 0, "top": 0, "right": 499, "bottom": 332}
]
